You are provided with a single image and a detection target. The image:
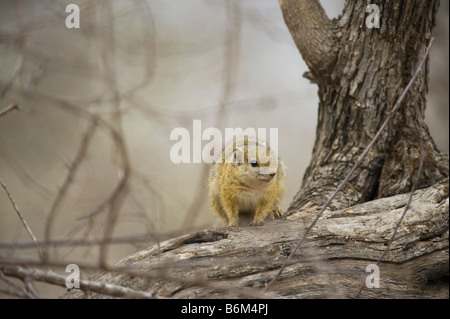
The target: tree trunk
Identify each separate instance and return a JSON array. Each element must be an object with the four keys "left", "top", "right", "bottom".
[
  {"left": 286, "top": 0, "right": 448, "bottom": 216},
  {"left": 62, "top": 0, "right": 448, "bottom": 299}
]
